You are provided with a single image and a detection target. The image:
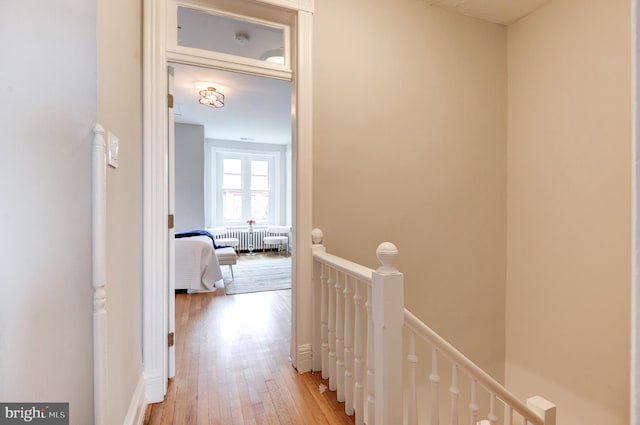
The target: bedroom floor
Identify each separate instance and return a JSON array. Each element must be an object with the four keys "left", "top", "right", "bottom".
[{"left": 144, "top": 289, "right": 355, "bottom": 425}]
